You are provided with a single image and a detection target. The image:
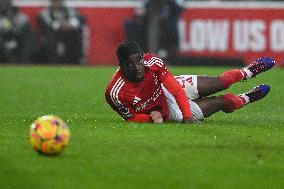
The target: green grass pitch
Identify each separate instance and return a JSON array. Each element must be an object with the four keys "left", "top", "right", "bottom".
[{"left": 0, "top": 65, "right": 283, "bottom": 189}]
